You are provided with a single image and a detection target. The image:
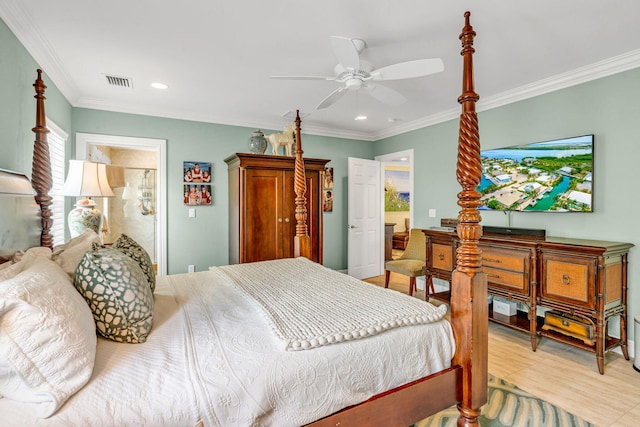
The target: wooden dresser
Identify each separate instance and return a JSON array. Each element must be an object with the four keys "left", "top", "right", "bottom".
[
  {"left": 423, "top": 227, "right": 633, "bottom": 374},
  {"left": 384, "top": 223, "right": 395, "bottom": 261},
  {"left": 226, "top": 153, "right": 329, "bottom": 265}
]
